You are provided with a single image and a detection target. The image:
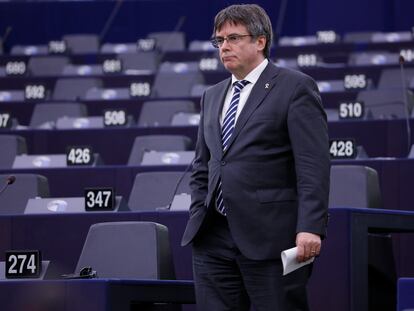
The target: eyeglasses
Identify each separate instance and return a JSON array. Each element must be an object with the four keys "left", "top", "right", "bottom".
[{"left": 211, "top": 34, "right": 253, "bottom": 48}]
